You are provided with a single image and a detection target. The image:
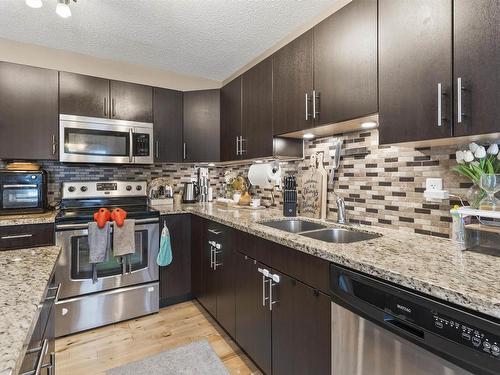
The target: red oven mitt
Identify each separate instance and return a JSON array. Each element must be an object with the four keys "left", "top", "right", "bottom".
[
  {"left": 93, "top": 208, "right": 111, "bottom": 229},
  {"left": 111, "top": 208, "right": 127, "bottom": 227}
]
